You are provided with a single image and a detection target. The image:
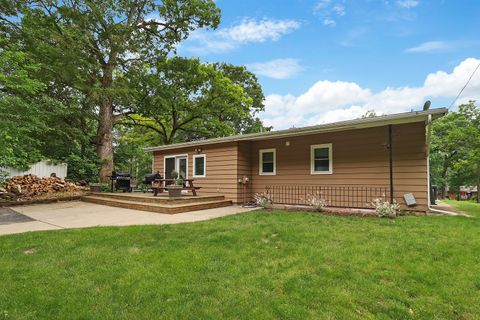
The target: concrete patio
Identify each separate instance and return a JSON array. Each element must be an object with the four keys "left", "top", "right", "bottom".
[{"left": 0, "top": 201, "right": 257, "bottom": 236}]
